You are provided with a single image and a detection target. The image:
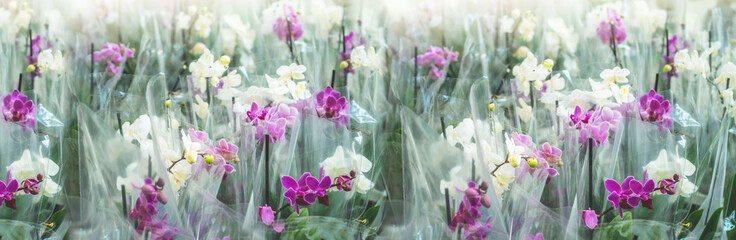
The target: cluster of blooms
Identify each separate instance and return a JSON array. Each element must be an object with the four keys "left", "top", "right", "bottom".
[
  {"left": 128, "top": 177, "right": 179, "bottom": 239},
  {"left": 92, "top": 43, "right": 135, "bottom": 76},
  {"left": 512, "top": 52, "right": 554, "bottom": 98},
  {"left": 595, "top": 9, "right": 626, "bottom": 45},
  {"left": 448, "top": 181, "right": 493, "bottom": 239},
  {"left": 25, "top": 35, "right": 52, "bottom": 78},
  {"left": 569, "top": 105, "right": 622, "bottom": 146},
  {"left": 0, "top": 170, "right": 45, "bottom": 210},
  {"left": 673, "top": 43, "right": 720, "bottom": 79},
  {"left": 499, "top": 9, "right": 537, "bottom": 42},
  {"left": 662, "top": 35, "right": 688, "bottom": 78},
  {"left": 175, "top": 5, "right": 214, "bottom": 38},
  {"left": 244, "top": 102, "right": 298, "bottom": 143},
  {"left": 8, "top": 147, "right": 62, "bottom": 198},
  {"left": 638, "top": 89, "right": 672, "bottom": 131},
  {"left": 272, "top": 5, "right": 303, "bottom": 42},
  {"left": 589, "top": 67, "right": 635, "bottom": 105},
  {"left": 120, "top": 115, "right": 238, "bottom": 192},
  {"left": 339, "top": 31, "right": 366, "bottom": 75},
  {"left": 2, "top": 90, "right": 36, "bottom": 131},
  {"left": 188, "top": 47, "right": 230, "bottom": 94},
  {"left": 413, "top": 46, "right": 458, "bottom": 80},
  {"left": 258, "top": 168, "right": 356, "bottom": 232},
  {"left": 314, "top": 86, "right": 350, "bottom": 127},
  {"left": 582, "top": 171, "right": 679, "bottom": 229},
  {"left": 492, "top": 132, "right": 562, "bottom": 198},
  {"left": 320, "top": 146, "right": 375, "bottom": 194}
]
